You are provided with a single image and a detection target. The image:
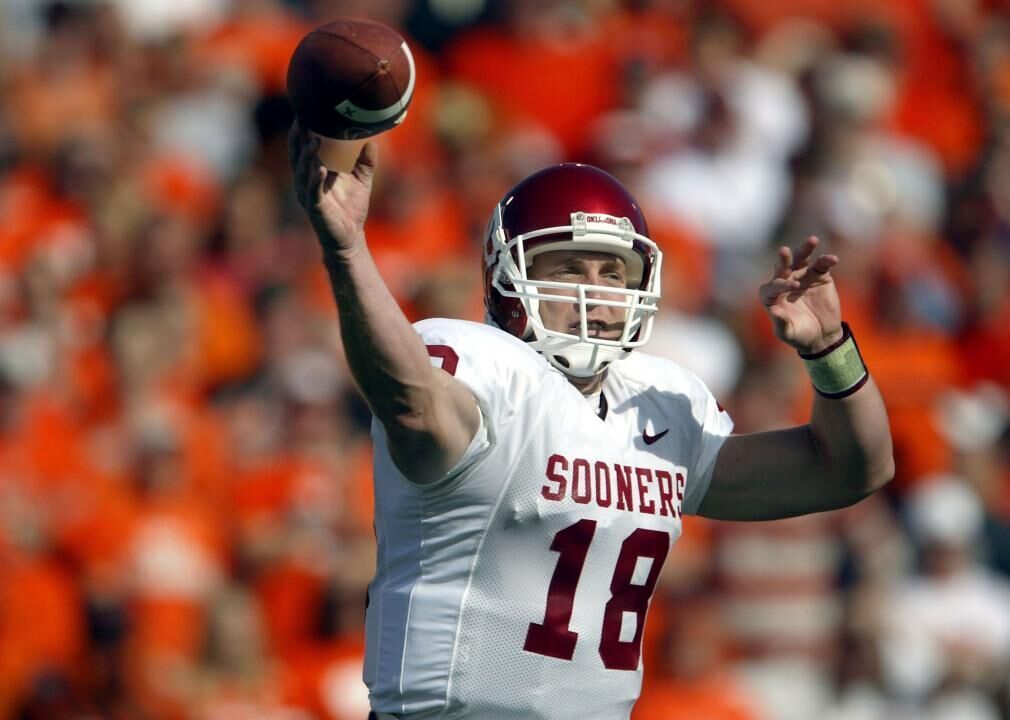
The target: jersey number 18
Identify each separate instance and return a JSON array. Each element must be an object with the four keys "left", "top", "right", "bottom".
[{"left": 523, "top": 519, "right": 669, "bottom": 671}]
